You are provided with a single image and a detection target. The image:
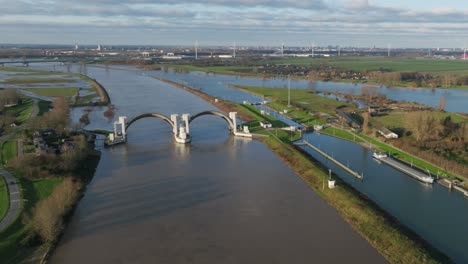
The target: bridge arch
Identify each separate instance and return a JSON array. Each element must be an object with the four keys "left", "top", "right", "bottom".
[
  {"left": 125, "top": 113, "right": 175, "bottom": 130},
  {"left": 189, "top": 110, "right": 235, "bottom": 130}
]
